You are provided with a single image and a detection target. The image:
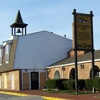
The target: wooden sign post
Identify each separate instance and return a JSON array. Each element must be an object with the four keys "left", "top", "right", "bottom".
[{"left": 72, "top": 9, "right": 94, "bottom": 94}]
